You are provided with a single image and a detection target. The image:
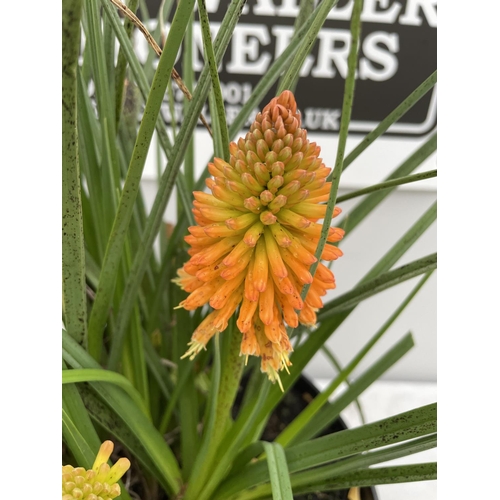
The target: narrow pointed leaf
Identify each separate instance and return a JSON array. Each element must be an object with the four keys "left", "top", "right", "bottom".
[
  {"left": 343, "top": 70, "right": 437, "bottom": 171},
  {"left": 340, "top": 134, "right": 437, "bottom": 236},
  {"left": 197, "top": 0, "right": 229, "bottom": 161},
  {"left": 337, "top": 170, "right": 437, "bottom": 203},
  {"left": 262, "top": 442, "right": 294, "bottom": 500},
  {"left": 62, "top": 408, "right": 98, "bottom": 469},
  {"left": 290, "top": 463, "right": 437, "bottom": 495},
  {"left": 62, "top": 0, "right": 87, "bottom": 345},
  {"left": 62, "top": 368, "right": 150, "bottom": 419},
  {"left": 317, "top": 254, "right": 437, "bottom": 322},
  {"left": 215, "top": 403, "right": 436, "bottom": 498}
]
